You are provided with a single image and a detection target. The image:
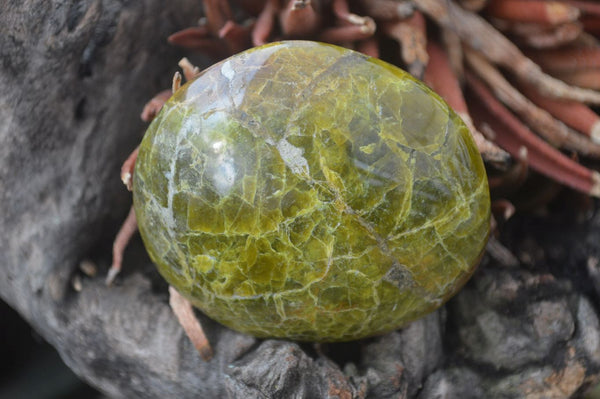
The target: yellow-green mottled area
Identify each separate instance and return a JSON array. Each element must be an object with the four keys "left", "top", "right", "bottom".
[{"left": 133, "top": 41, "right": 490, "bottom": 341}]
